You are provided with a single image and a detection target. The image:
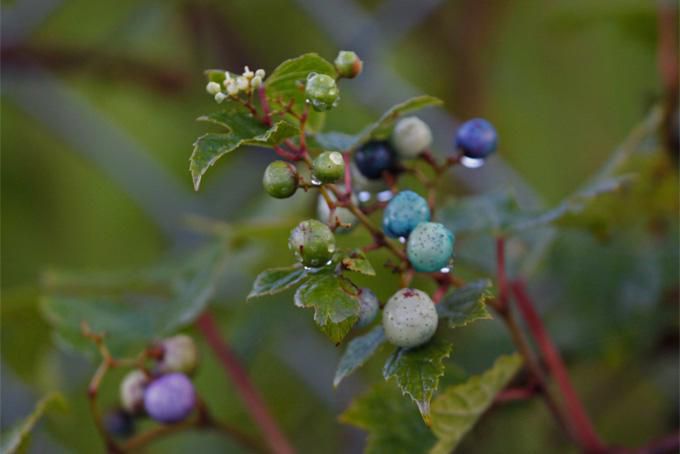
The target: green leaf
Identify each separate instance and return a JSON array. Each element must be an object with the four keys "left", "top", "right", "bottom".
[
  {"left": 429, "top": 354, "right": 522, "bottom": 454},
  {"left": 204, "top": 69, "right": 239, "bottom": 85},
  {"left": 383, "top": 334, "right": 453, "bottom": 423},
  {"left": 190, "top": 120, "right": 298, "bottom": 191},
  {"left": 437, "top": 280, "right": 493, "bottom": 328},
  {"left": 340, "top": 383, "right": 437, "bottom": 454},
  {"left": 294, "top": 272, "right": 361, "bottom": 344},
  {"left": 1, "top": 392, "right": 66, "bottom": 454},
  {"left": 341, "top": 249, "right": 376, "bottom": 276},
  {"left": 334, "top": 325, "right": 386, "bottom": 387},
  {"left": 314, "top": 131, "right": 357, "bottom": 151},
  {"left": 248, "top": 265, "right": 308, "bottom": 300},
  {"left": 265, "top": 53, "right": 335, "bottom": 107}
]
